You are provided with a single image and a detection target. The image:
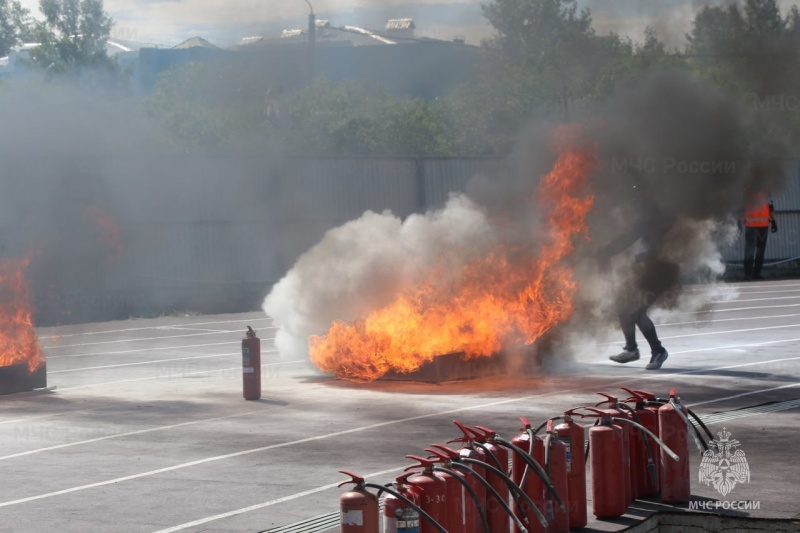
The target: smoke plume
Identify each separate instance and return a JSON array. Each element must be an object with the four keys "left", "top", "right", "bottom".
[{"left": 264, "top": 68, "right": 793, "bottom": 365}]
